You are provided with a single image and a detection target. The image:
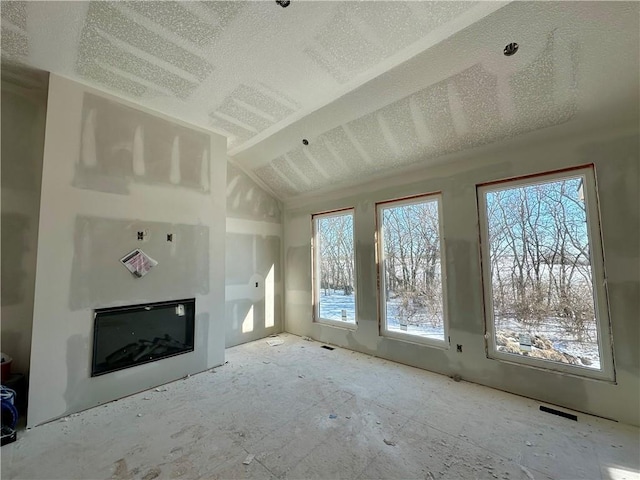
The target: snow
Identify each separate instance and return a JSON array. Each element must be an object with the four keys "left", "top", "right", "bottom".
[
  {"left": 318, "top": 290, "right": 355, "bottom": 323},
  {"left": 495, "top": 316, "right": 601, "bottom": 369},
  {"left": 385, "top": 300, "right": 445, "bottom": 341},
  {"left": 318, "top": 292, "right": 599, "bottom": 369},
  {"left": 318, "top": 290, "right": 445, "bottom": 341},
  {"left": 489, "top": 260, "right": 601, "bottom": 369}
]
